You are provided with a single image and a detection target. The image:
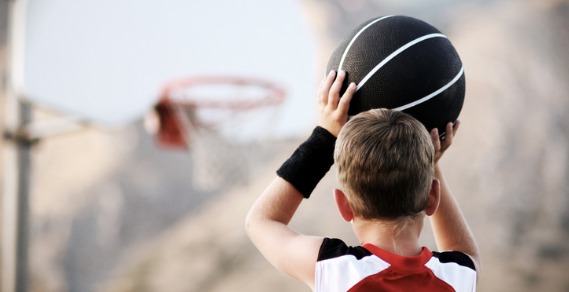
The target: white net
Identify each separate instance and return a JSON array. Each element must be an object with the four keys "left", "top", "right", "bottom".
[{"left": 164, "top": 77, "right": 285, "bottom": 193}]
